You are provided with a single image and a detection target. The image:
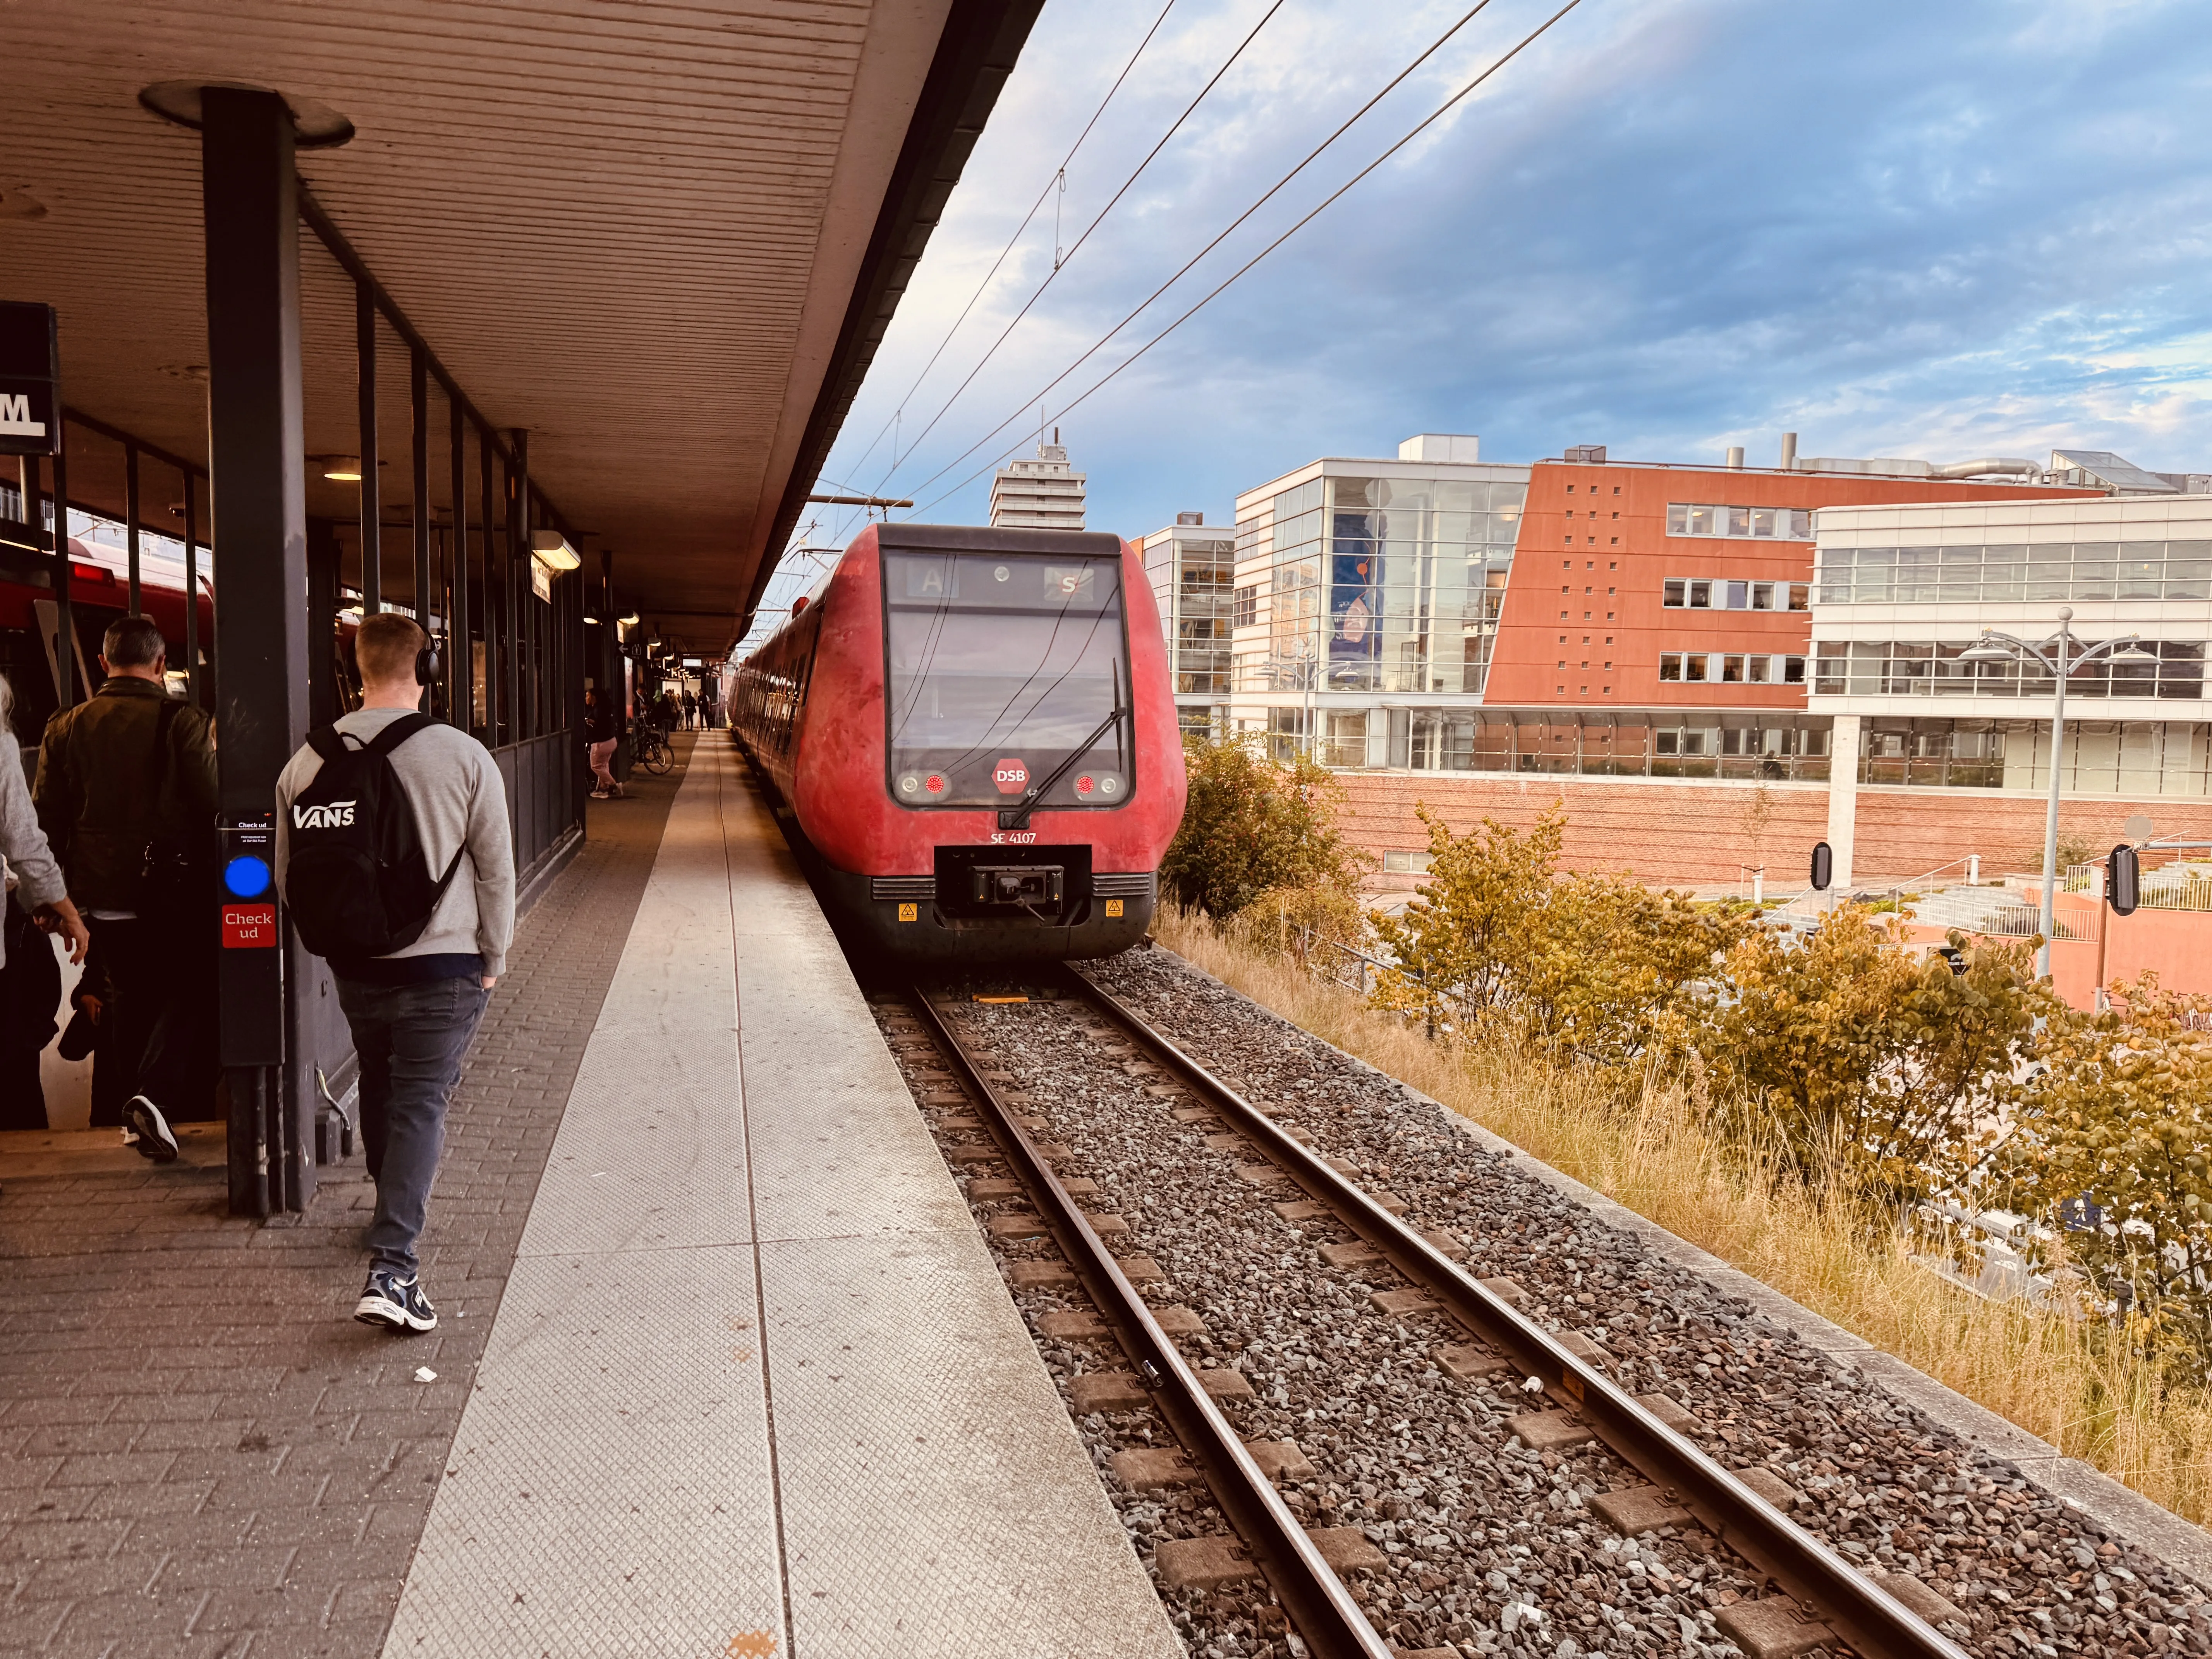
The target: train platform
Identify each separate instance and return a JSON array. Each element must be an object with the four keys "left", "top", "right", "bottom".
[{"left": 1, "top": 735, "right": 1177, "bottom": 1659}]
